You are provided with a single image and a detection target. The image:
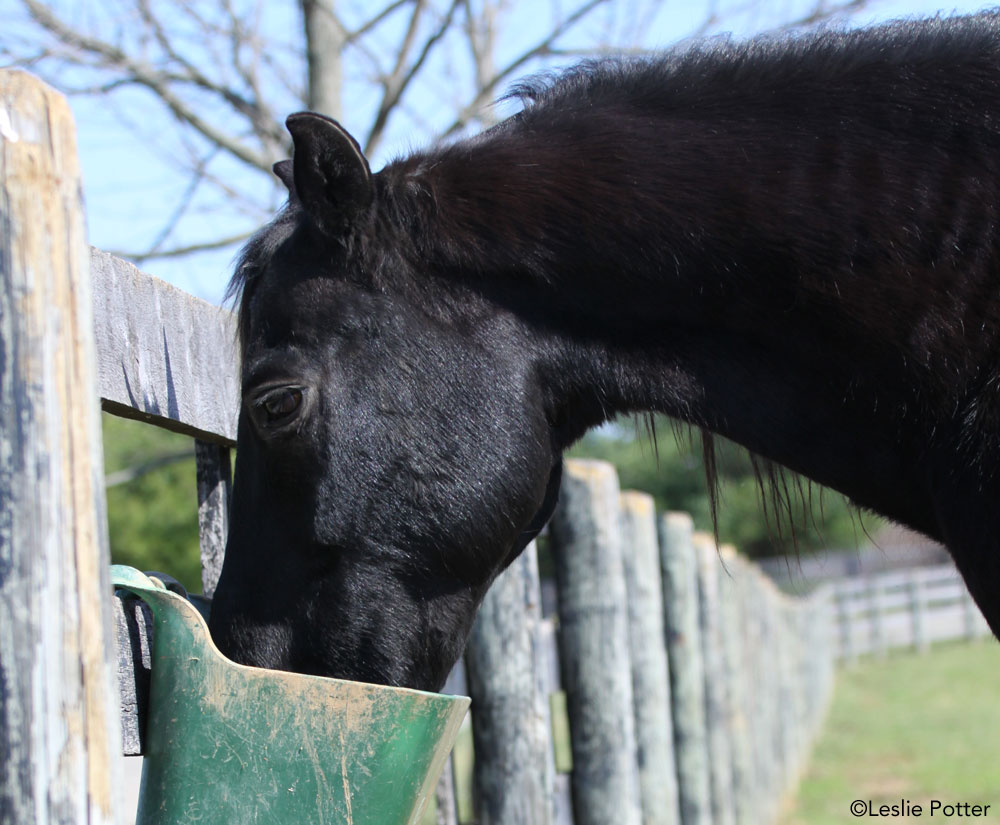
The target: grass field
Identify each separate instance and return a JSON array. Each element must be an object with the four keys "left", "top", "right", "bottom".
[
  {"left": 781, "top": 639, "right": 1000, "bottom": 824},
  {"left": 428, "top": 639, "right": 999, "bottom": 824}
]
